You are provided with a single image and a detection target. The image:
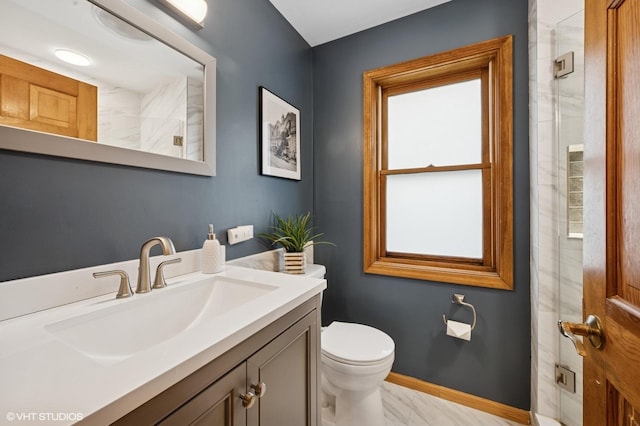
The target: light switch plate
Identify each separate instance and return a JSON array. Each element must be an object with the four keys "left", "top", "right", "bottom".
[{"left": 227, "top": 225, "right": 254, "bottom": 245}]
